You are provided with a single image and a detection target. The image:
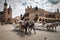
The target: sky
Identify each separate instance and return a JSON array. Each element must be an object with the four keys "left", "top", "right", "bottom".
[{"left": 0, "top": 0, "right": 60, "bottom": 18}]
